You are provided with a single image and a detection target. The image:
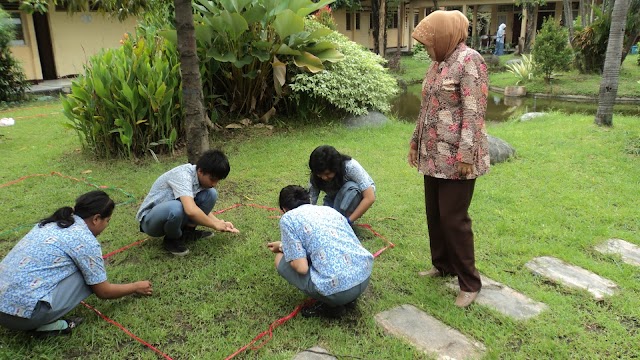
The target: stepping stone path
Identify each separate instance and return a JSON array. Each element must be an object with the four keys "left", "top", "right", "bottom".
[
  {"left": 292, "top": 346, "right": 336, "bottom": 360},
  {"left": 375, "top": 304, "right": 486, "bottom": 359},
  {"left": 446, "top": 275, "right": 547, "bottom": 320},
  {"left": 525, "top": 256, "right": 619, "bottom": 300},
  {"left": 594, "top": 238, "right": 640, "bottom": 266}
]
